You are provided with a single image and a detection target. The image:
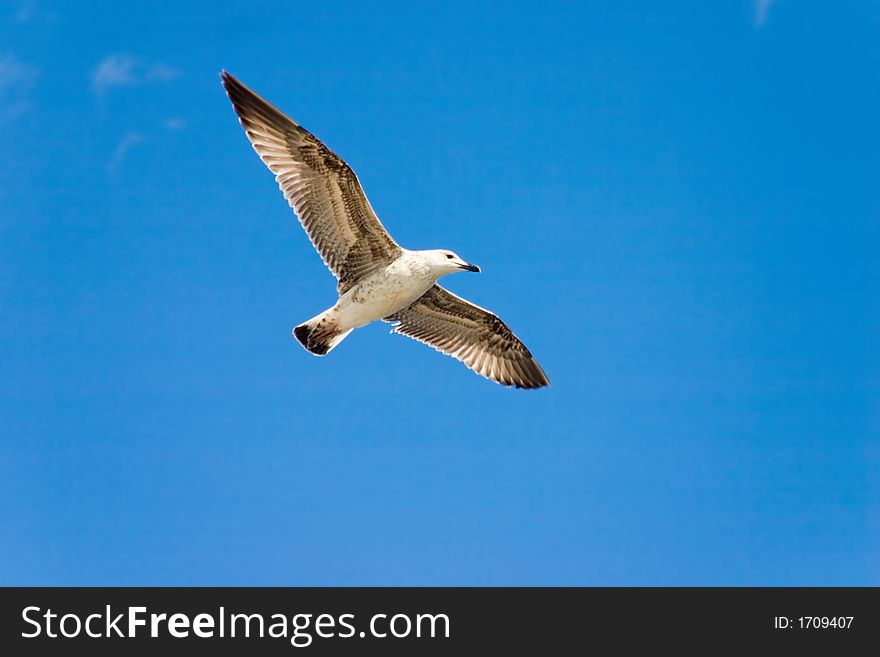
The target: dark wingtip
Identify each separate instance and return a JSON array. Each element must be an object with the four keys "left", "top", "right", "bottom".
[
  {"left": 513, "top": 361, "right": 551, "bottom": 390},
  {"left": 533, "top": 370, "right": 551, "bottom": 389},
  {"left": 220, "top": 70, "right": 237, "bottom": 91},
  {"left": 515, "top": 380, "right": 551, "bottom": 390},
  {"left": 220, "top": 70, "right": 246, "bottom": 96}
]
